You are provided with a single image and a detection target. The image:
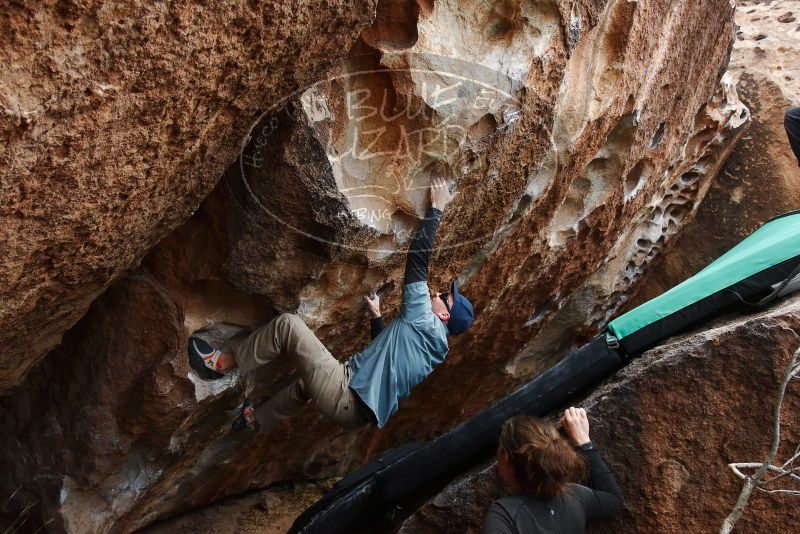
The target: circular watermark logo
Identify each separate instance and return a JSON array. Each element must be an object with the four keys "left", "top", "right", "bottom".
[{"left": 229, "top": 51, "right": 555, "bottom": 255}]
